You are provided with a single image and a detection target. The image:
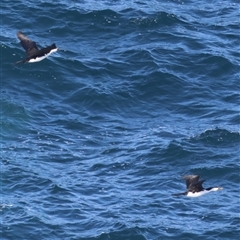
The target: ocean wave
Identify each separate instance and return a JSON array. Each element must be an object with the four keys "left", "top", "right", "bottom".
[{"left": 1, "top": 0, "right": 240, "bottom": 239}]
